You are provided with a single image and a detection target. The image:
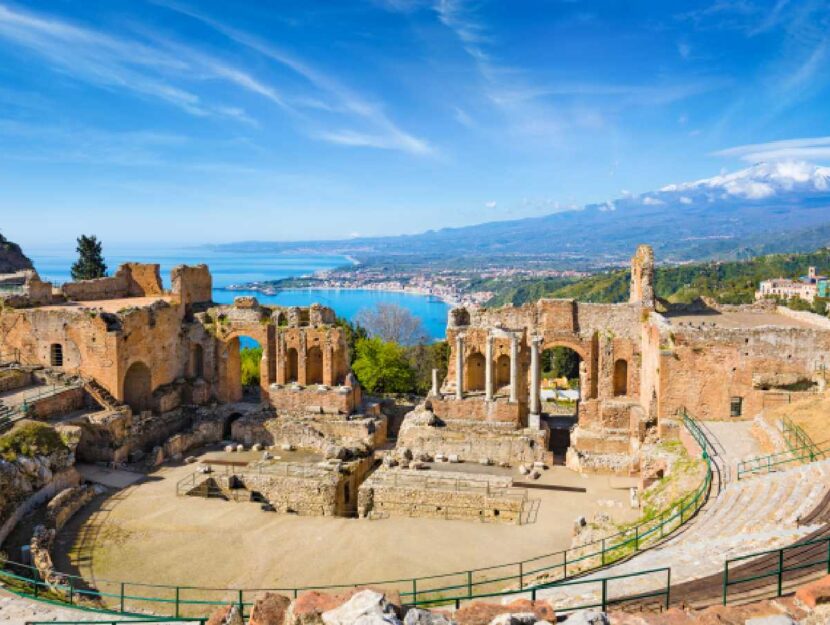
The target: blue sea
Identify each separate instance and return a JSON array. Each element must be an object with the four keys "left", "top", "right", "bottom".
[{"left": 26, "top": 247, "right": 450, "bottom": 341}]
